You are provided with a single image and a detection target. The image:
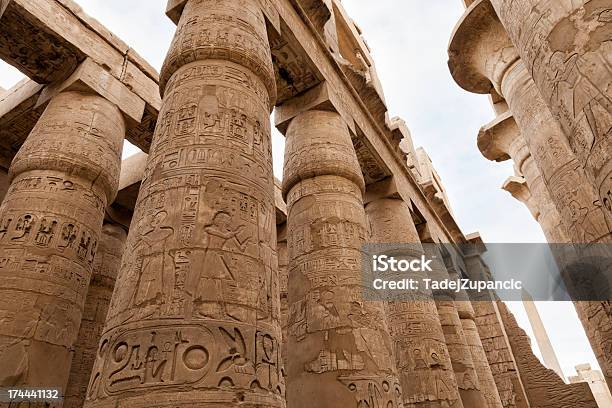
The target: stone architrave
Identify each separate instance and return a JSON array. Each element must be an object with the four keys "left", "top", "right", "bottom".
[
  {"left": 488, "top": 0, "right": 612, "bottom": 228},
  {"left": 85, "top": 0, "right": 284, "bottom": 406},
  {"left": 283, "top": 110, "right": 402, "bottom": 408},
  {"left": 64, "top": 223, "right": 127, "bottom": 408},
  {"left": 366, "top": 197, "right": 464, "bottom": 407},
  {"left": 0, "top": 90, "right": 125, "bottom": 392},
  {"left": 426, "top": 247, "right": 488, "bottom": 407}
]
